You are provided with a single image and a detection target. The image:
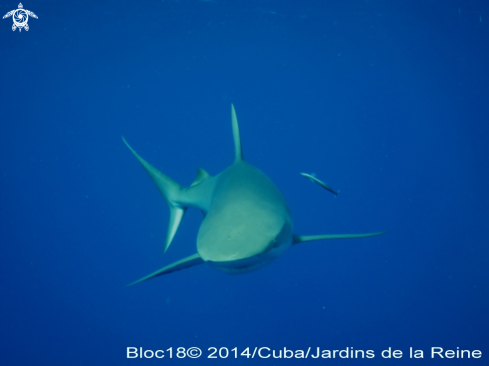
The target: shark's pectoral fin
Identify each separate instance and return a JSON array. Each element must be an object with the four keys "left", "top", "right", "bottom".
[
  {"left": 293, "top": 231, "right": 387, "bottom": 244},
  {"left": 122, "top": 137, "right": 185, "bottom": 253},
  {"left": 126, "top": 253, "right": 204, "bottom": 287}
]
